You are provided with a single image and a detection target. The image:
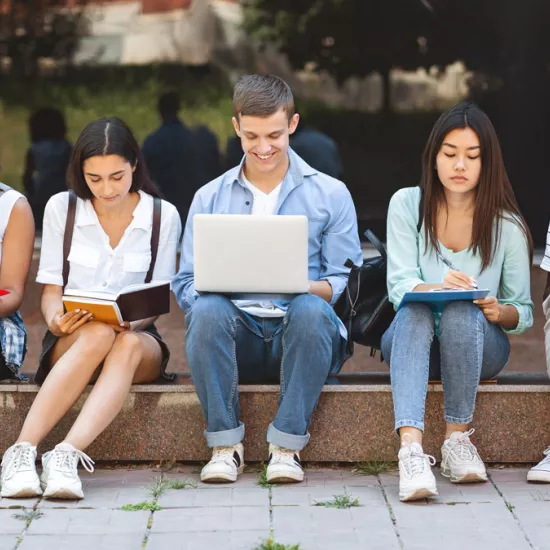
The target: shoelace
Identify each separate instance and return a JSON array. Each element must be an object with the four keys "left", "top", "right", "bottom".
[
  {"left": 52, "top": 448, "right": 95, "bottom": 474},
  {"left": 401, "top": 445, "right": 436, "bottom": 478},
  {"left": 446, "top": 428, "right": 479, "bottom": 463},
  {"left": 2, "top": 445, "right": 34, "bottom": 475},
  {"left": 210, "top": 447, "right": 238, "bottom": 466},
  {"left": 271, "top": 448, "right": 300, "bottom": 468}
]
